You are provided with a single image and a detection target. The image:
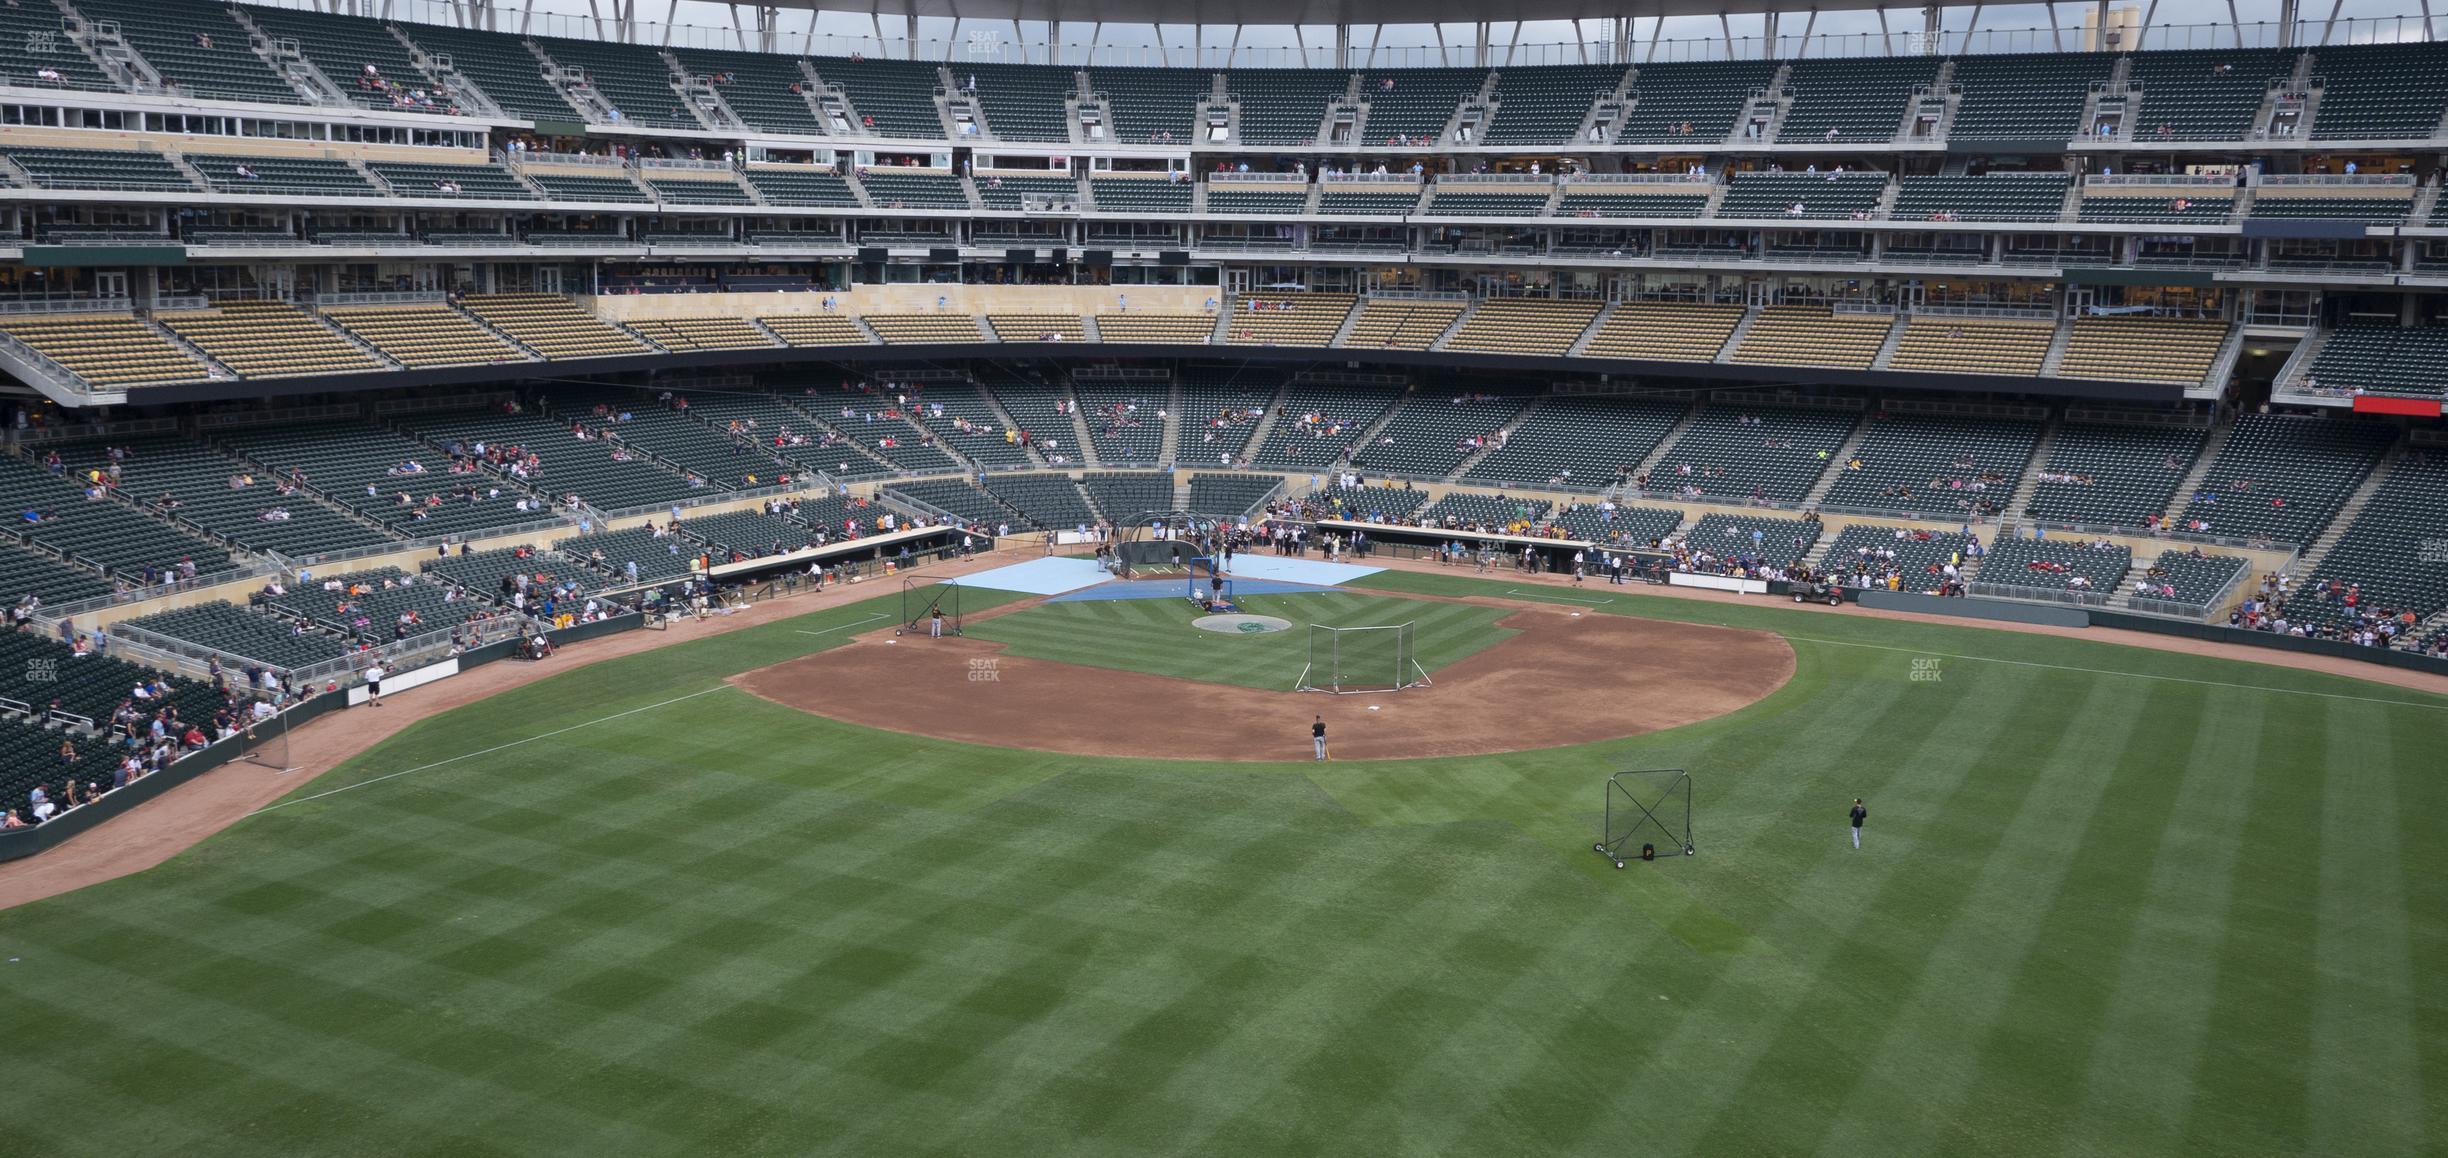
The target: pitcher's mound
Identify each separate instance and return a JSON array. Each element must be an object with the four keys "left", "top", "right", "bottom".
[
  {"left": 732, "top": 608, "right": 1794, "bottom": 761},
  {"left": 1193, "top": 614, "right": 1293, "bottom": 634}
]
